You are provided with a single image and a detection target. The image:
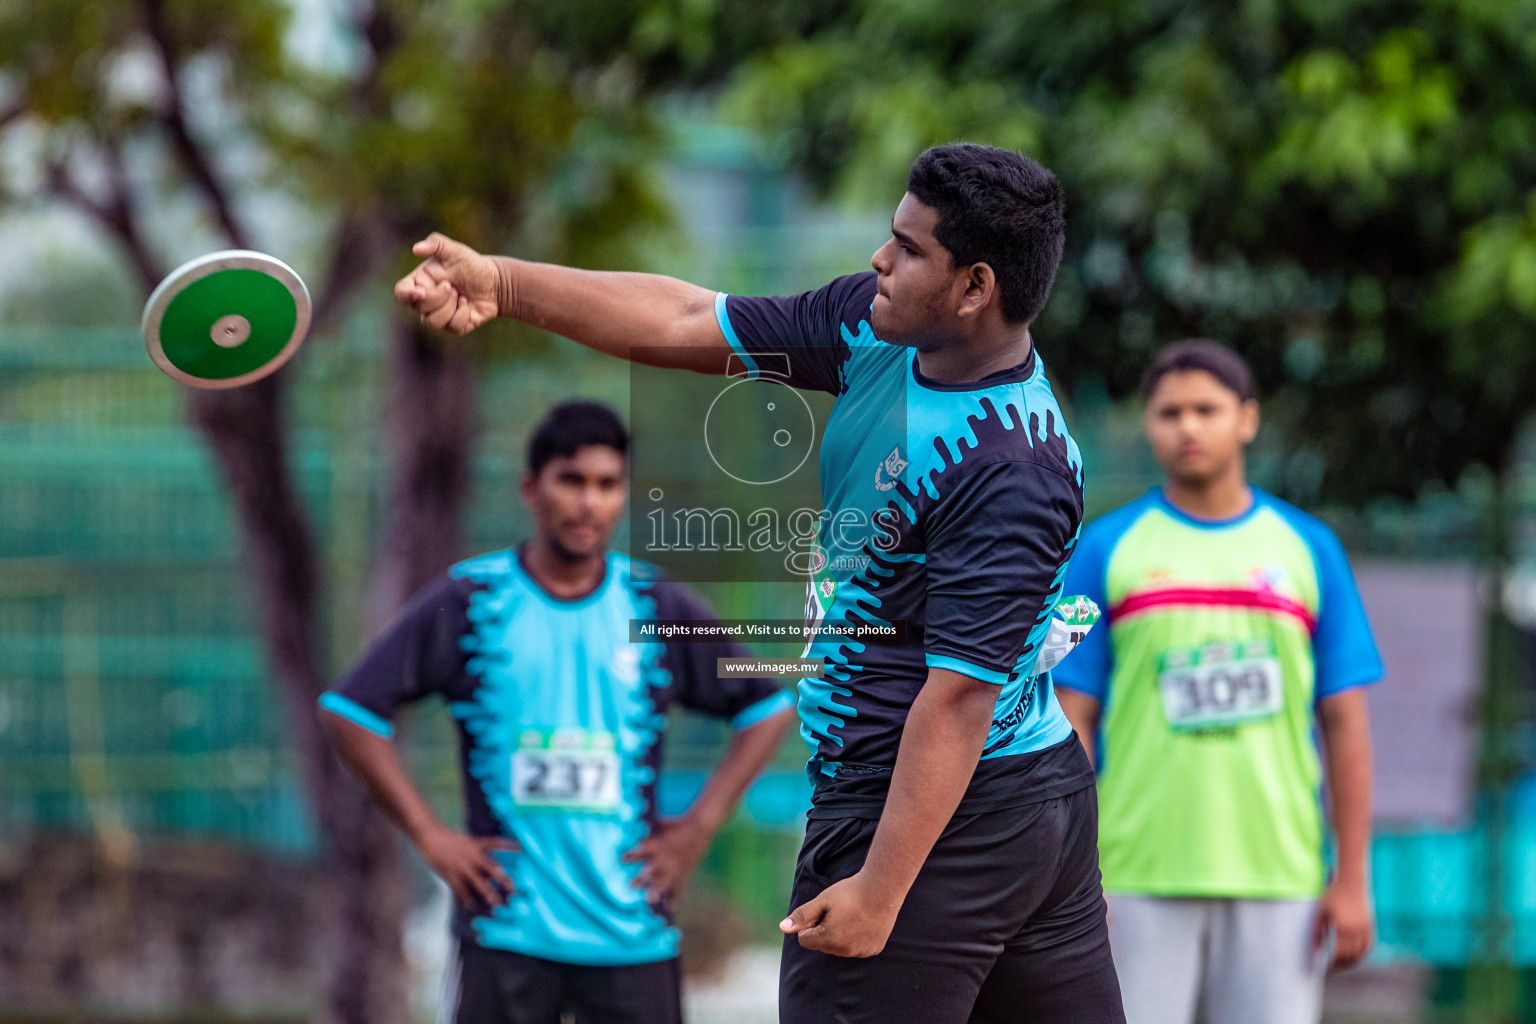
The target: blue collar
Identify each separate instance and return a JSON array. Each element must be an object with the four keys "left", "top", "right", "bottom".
[{"left": 1151, "top": 485, "right": 1261, "bottom": 529}]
